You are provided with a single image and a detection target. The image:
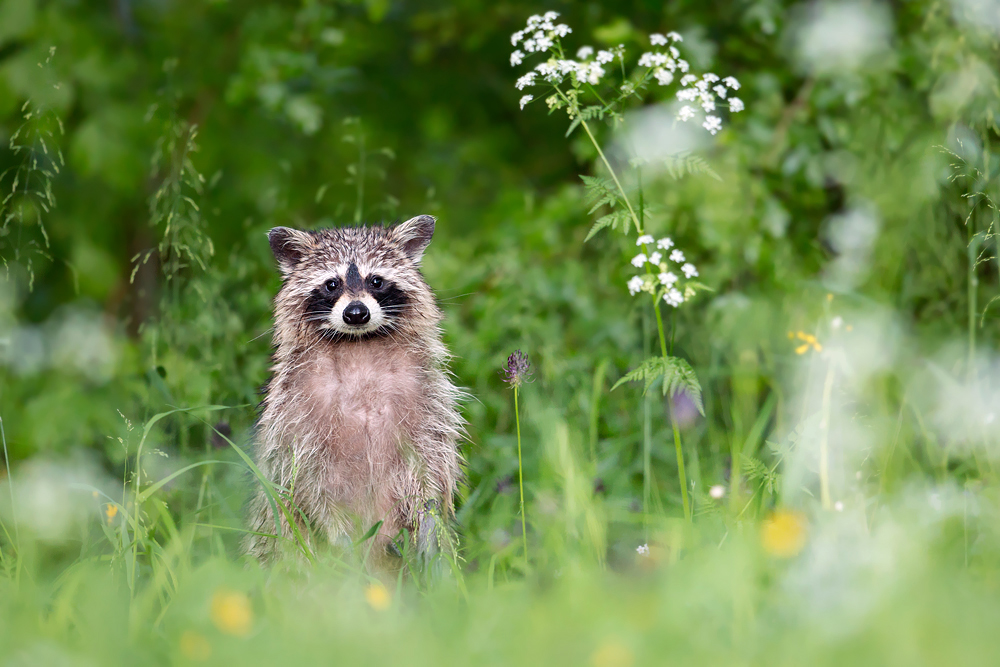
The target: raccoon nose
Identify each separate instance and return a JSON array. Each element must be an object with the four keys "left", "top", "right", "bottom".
[{"left": 343, "top": 301, "right": 370, "bottom": 325}]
